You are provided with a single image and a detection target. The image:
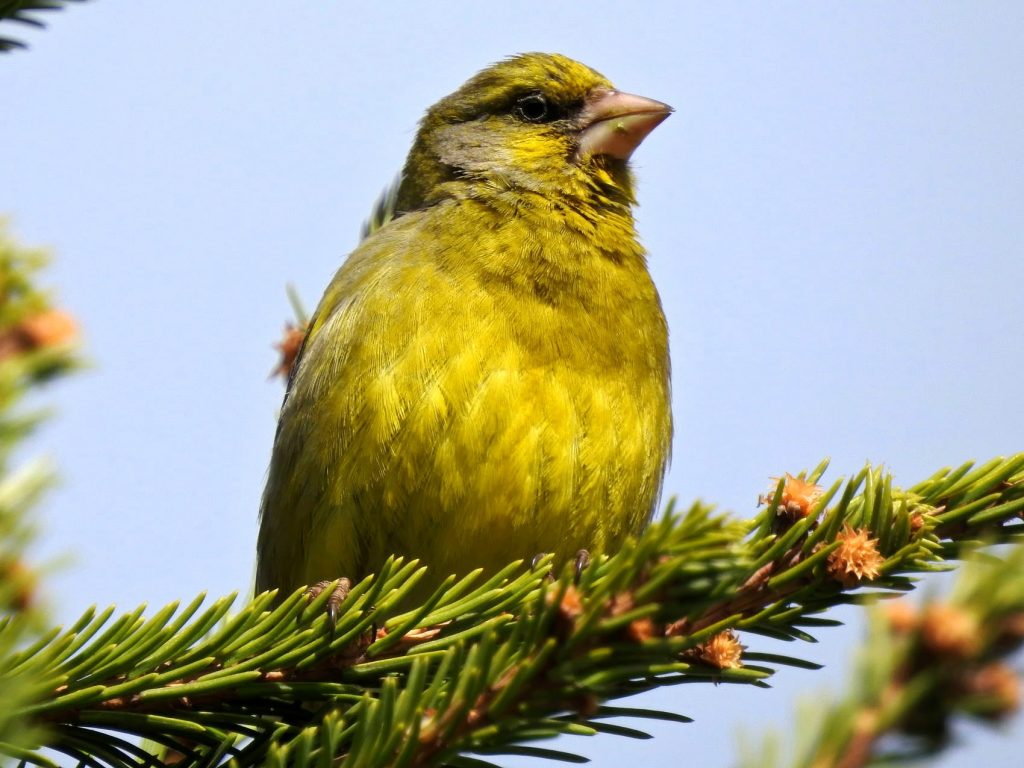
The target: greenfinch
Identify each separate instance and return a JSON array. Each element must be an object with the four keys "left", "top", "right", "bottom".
[{"left": 256, "top": 53, "right": 673, "bottom": 601}]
